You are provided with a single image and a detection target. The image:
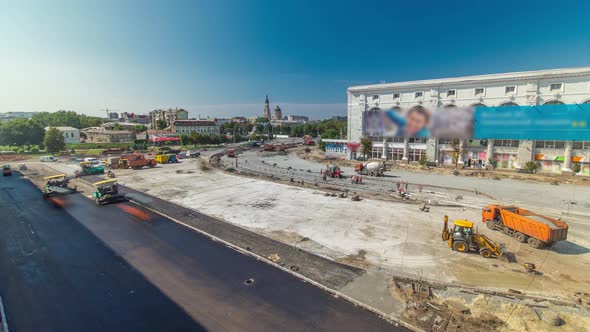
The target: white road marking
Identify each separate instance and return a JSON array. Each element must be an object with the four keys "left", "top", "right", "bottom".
[{"left": 0, "top": 295, "right": 9, "bottom": 332}]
